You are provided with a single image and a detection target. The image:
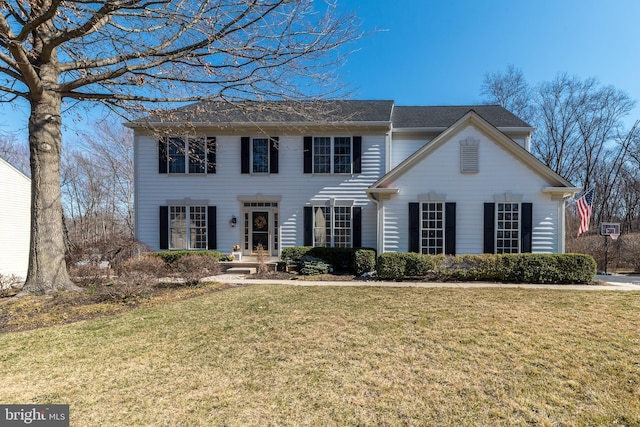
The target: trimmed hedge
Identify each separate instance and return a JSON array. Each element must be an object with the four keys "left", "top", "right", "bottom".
[
  {"left": 281, "top": 247, "right": 377, "bottom": 275},
  {"left": 152, "top": 250, "right": 226, "bottom": 265},
  {"left": 376, "top": 252, "right": 596, "bottom": 284}
]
